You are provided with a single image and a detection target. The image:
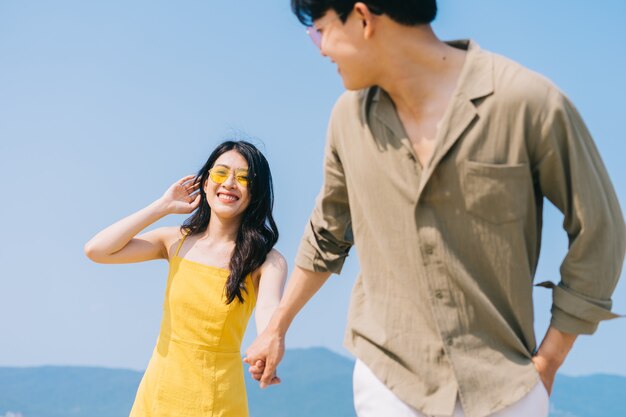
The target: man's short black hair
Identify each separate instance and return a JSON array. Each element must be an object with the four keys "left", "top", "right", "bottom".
[{"left": 291, "top": 0, "right": 437, "bottom": 27}]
